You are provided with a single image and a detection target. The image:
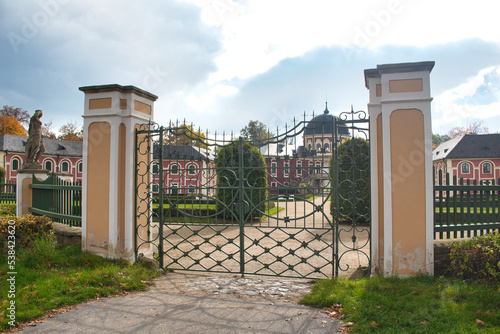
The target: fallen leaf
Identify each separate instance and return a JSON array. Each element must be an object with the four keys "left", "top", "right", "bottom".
[
  {"left": 476, "top": 319, "right": 485, "bottom": 325},
  {"left": 285, "top": 318, "right": 292, "bottom": 322},
  {"left": 486, "top": 310, "right": 492, "bottom": 316},
  {"left": 343, "top": 322, "right": 354, "bottom": 327},
  {"left": 0, "top": 318, "right": 4, "bottom": 323},
  {"left": 353, "top": 307, "right": 357, "bottom": 311},
  {"left": 370, "top": 321, "right": 378, "bottom": 327},
  {"left": 476, "top": 310, "right": 483, "bottom": 317},
  {"left": 155, "top": 313, "right": 160, "bottom": 316},
  {"left": 375, "top": 305, "right": 381, "bottom": 309},
  {"left": 420, "top": 321, "right": 428, "bottom": 327},
  {"left": 321, "top": 320, "right": 327, "bottom": 324},
  {"left": 297, "top": 312, "right": 302, "bottom": 315}
]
